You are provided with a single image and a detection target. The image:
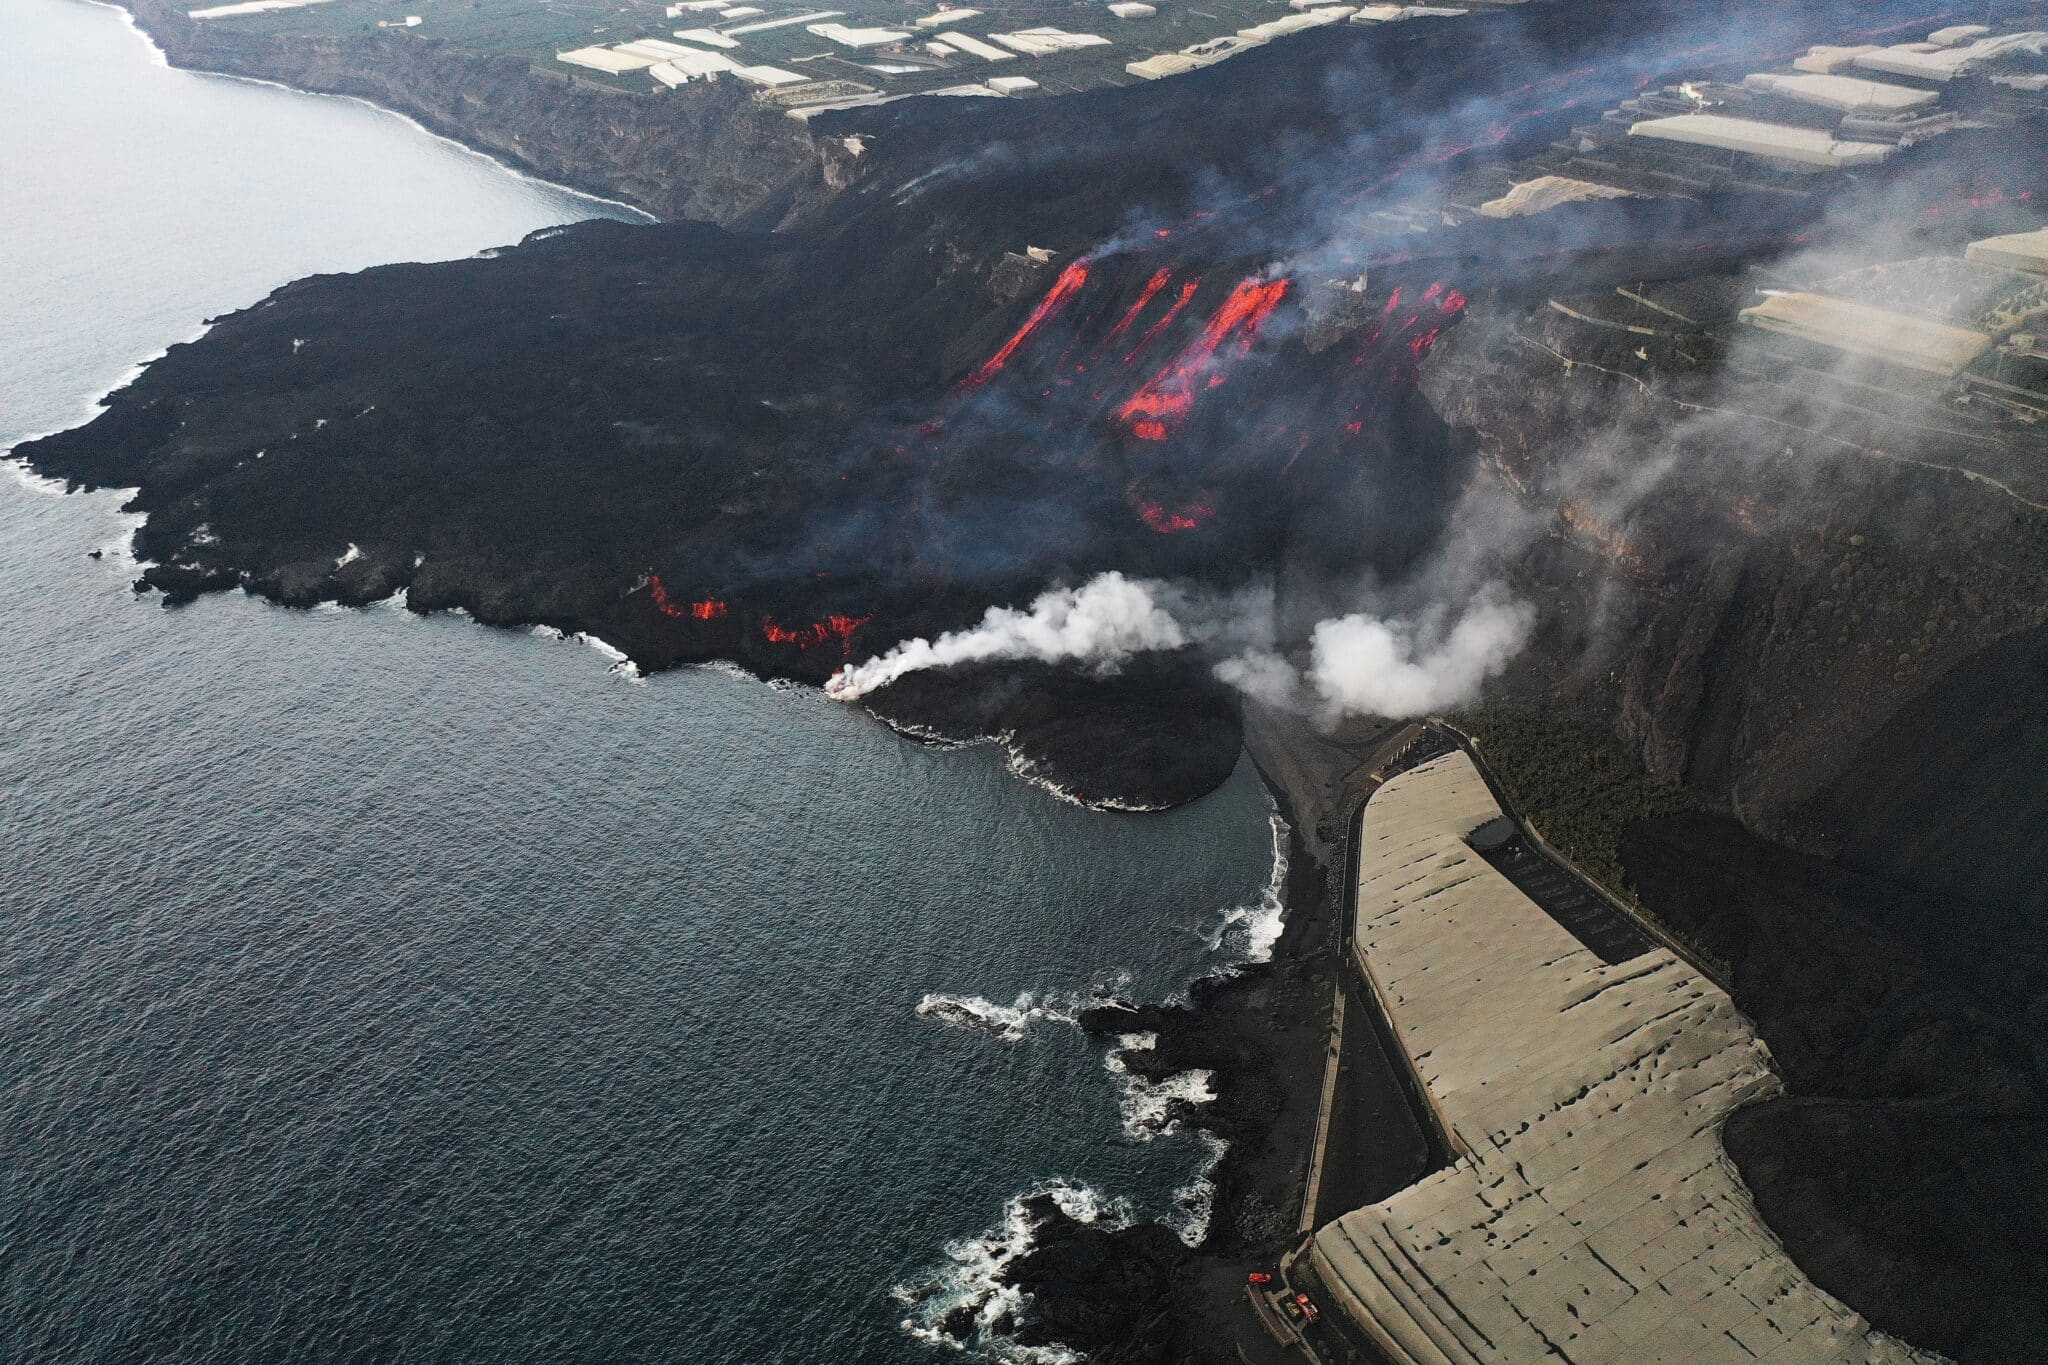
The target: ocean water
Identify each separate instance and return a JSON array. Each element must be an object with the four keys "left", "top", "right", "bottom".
[{"left": 0, "top": 4, "right": 1279, "bottom": 1362}]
